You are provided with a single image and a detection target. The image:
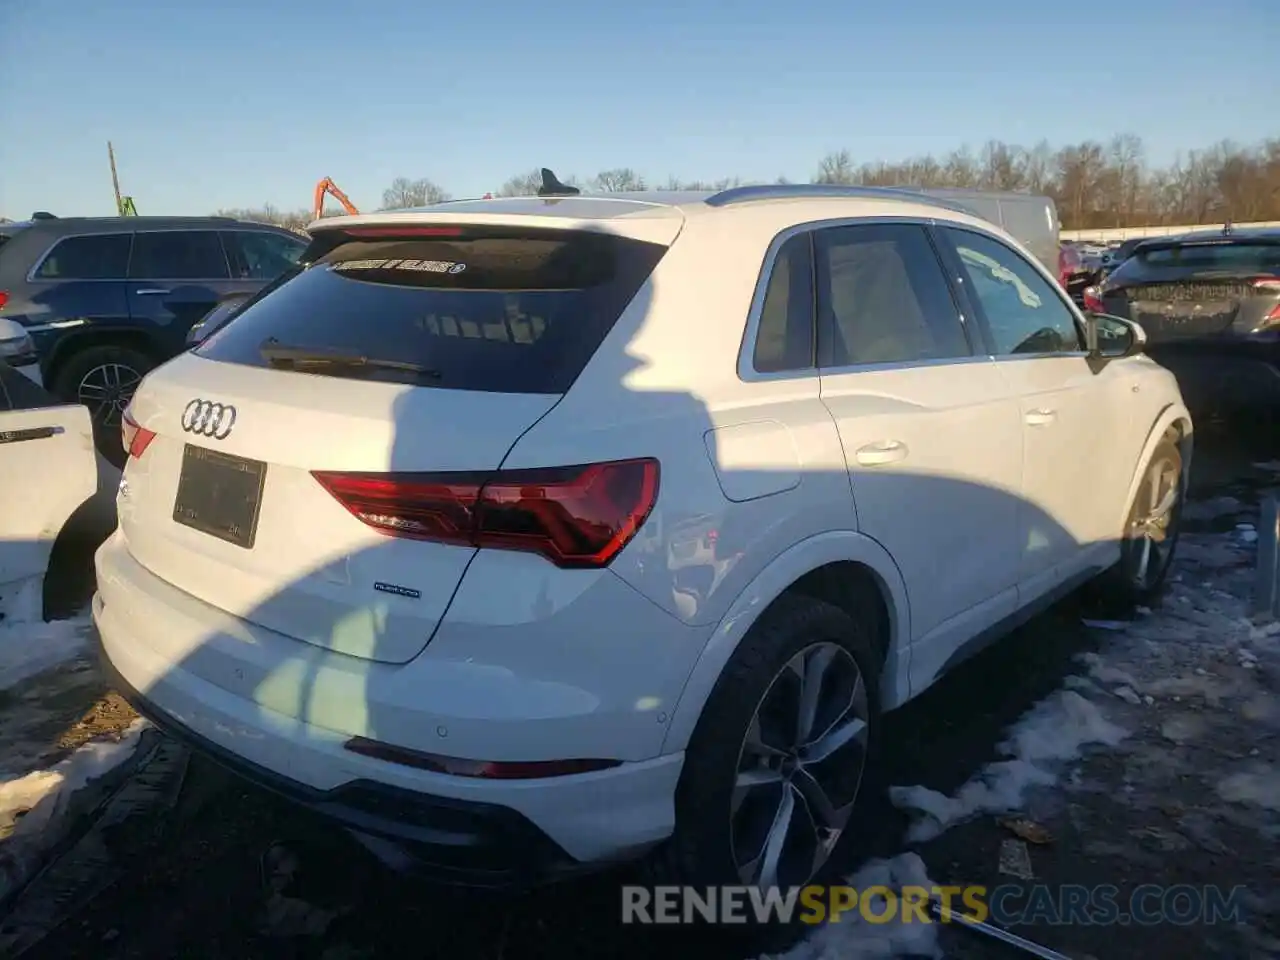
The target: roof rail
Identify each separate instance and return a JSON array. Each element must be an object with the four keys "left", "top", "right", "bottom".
[{"left": 704, "top": 183, "right": 984, "bottom": 218}]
